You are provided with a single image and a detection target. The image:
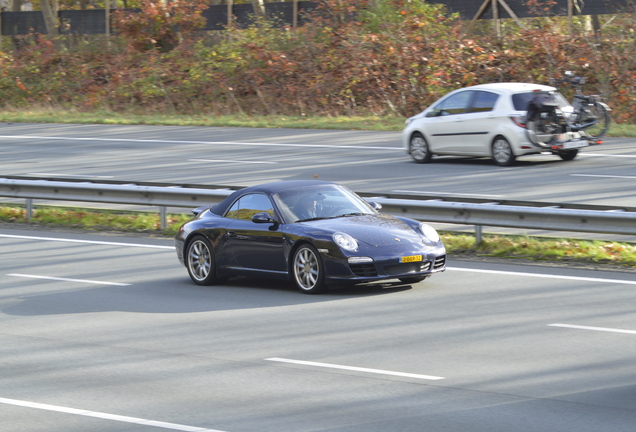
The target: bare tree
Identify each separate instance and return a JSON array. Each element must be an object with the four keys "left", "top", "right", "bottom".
[
  {"left": 251, "top": 0, "right": 265, "bottom": 20},
  {"left": 40, "top": 0, "right": 59, "bottom": 38}
]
